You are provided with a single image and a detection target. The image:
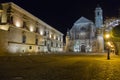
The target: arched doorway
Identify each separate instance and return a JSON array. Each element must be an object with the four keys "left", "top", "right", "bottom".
[{"left": 81, "top": 45, "right": 86, "bottom": 52}]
